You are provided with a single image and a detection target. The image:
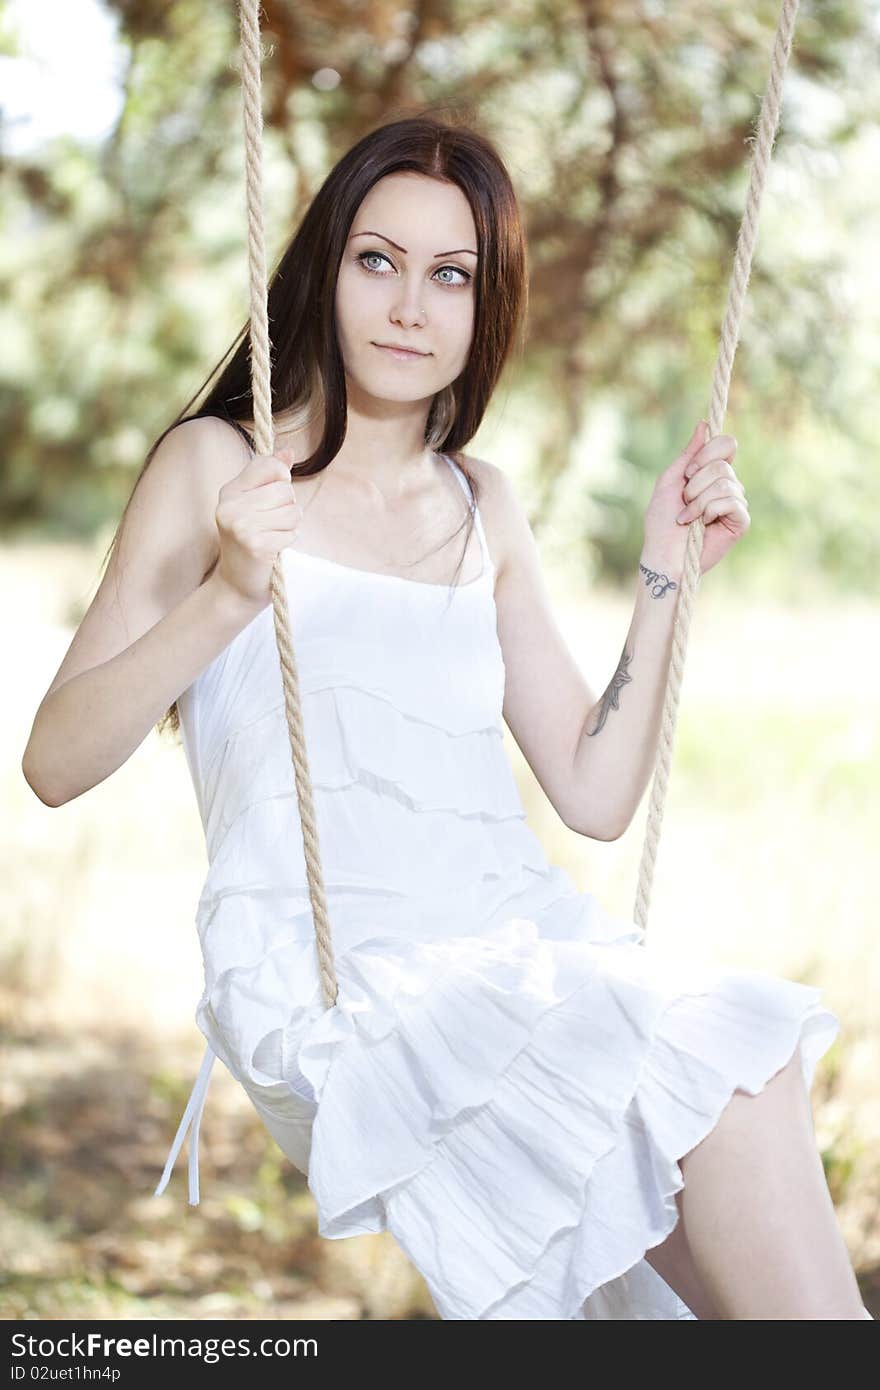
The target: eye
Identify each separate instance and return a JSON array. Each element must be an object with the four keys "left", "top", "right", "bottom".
[{"left": 356, "top": 250, "right": 471, "bottom": 287}]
